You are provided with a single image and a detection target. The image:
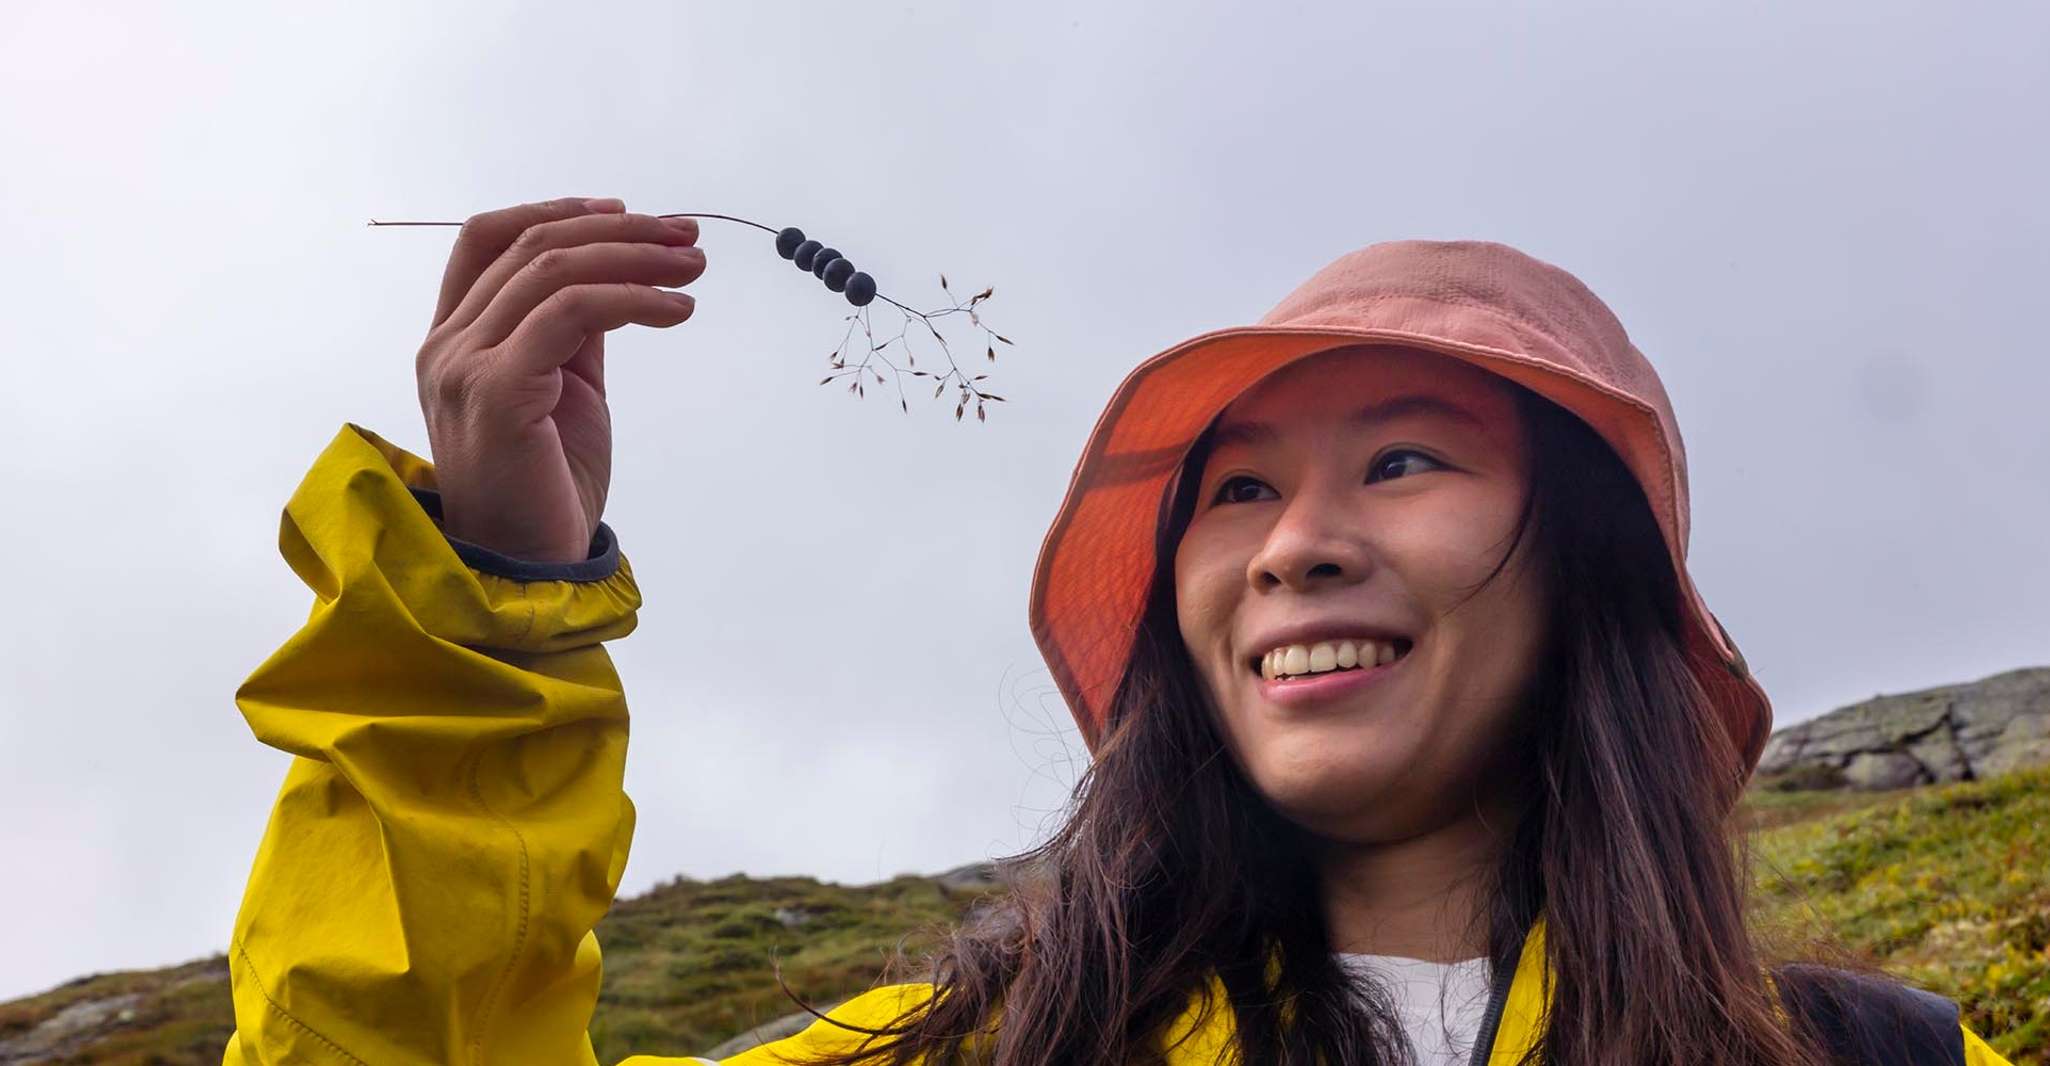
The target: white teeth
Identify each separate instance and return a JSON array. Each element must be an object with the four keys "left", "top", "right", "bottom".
[
  {"left": 1282, "top": 646, "right": 1310, "bottom": 676},
  {"left": 1309, "top": 642, "right": 1337, "bottom": 672},
  {"left": 1259, "top": 637, "right": 1406, "bottom": 680}
]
